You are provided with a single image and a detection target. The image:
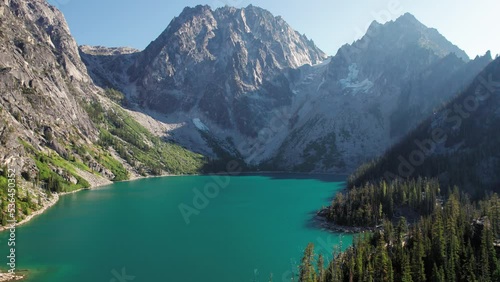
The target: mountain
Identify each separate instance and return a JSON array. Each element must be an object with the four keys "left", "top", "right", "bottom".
[
  {"left": 0, "top": 0, "right": 100, "bottom": 176},
  {"left": 82, "top": 4, "right": 327, "bottom": 159},
  {"left": 128, "top": 4, "right": 325, "bottom": 136},
  {"left": 82, "top": 10, "right": 490, "bottom": 172},
  {"left": 267, "top": 13, "right": 491, "bottom": 172},
  {"left": 315, "top": 59, "right": 500, "bottom": 282},
  {"left": 348, "top": 56, "right": 500, "bottom": 195},
  {"left": 3, "top": 3, "right": 491, "bottom": 176}
]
